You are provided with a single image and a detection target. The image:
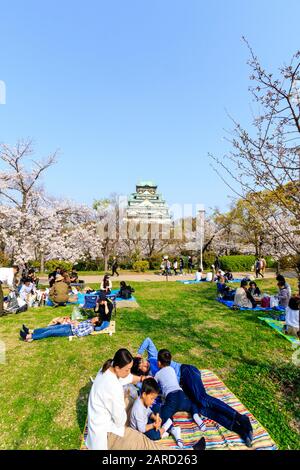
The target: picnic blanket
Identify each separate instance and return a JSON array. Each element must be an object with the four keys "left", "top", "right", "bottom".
[
  {"left": 177, "top": 279, "right": 241, "bottom": 285},
  {"left": 77, "top": 290, "right": 137, "bottom": 306},
  {"left": 70, "top": 321, "right": 115, "bottom": 340},
  {"left": 217, "top": 298, "right": 285, "bottom": 312},
  {"left": 258, "top": 317, "right": 300, "bottom": 346},
  {"left": 80, "top": 369, "right": 277, "bottom": 450}
]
